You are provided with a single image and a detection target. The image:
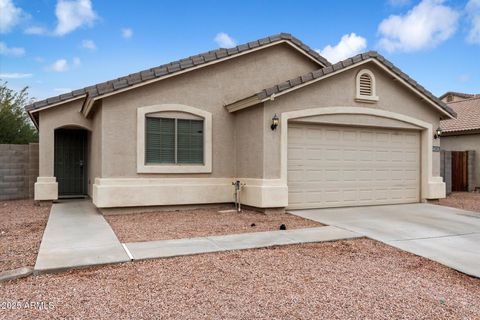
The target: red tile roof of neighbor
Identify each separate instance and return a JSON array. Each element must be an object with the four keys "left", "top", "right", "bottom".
[{"left": 441, "top": 96, "right": 480, "bottom": 133}]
